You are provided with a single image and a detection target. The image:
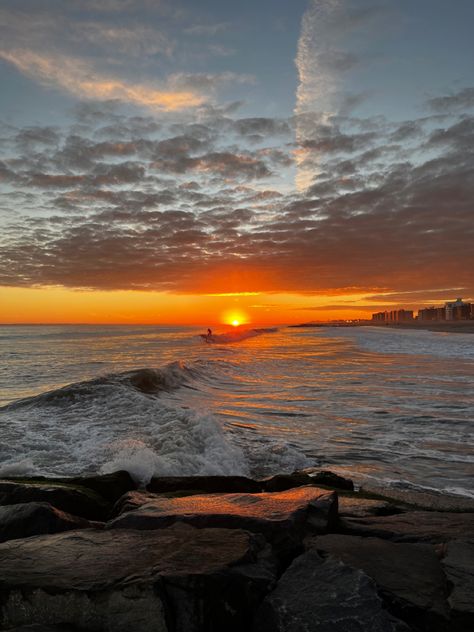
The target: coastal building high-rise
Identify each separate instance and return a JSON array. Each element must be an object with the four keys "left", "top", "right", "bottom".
[
  {"left": 371, "top": 310, "right": 414, "bottom": 323},
  {"left": 444, "top": 298, "right": 471, "bottom": 321},
  {"left": 373, "top": 298, "right": 473, "bottom": 323}
]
